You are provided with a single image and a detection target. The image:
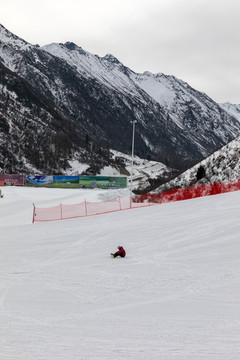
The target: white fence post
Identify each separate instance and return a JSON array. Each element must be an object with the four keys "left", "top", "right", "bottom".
[
  {"left": 118, "top": 196, "right": 122, "bottom": 211},
  {"left": 32, "top": 203, "right": 35, "bottom": 223},
  {"left": 60, "top": 203, "right": 63, "bottom": 220}
]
